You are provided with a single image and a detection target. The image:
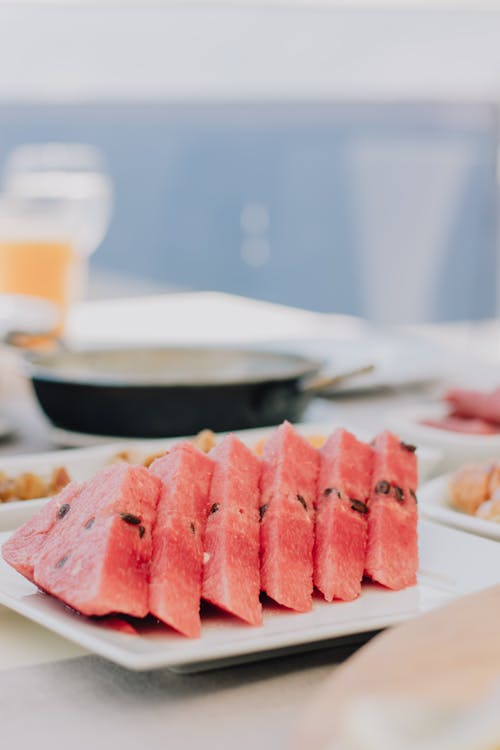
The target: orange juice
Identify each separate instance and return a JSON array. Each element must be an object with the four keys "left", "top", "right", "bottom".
[{"left": 0, "top": 240, "right": 77, "bottom": 332}]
